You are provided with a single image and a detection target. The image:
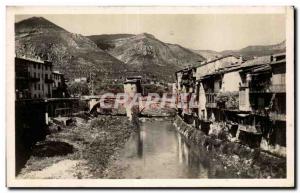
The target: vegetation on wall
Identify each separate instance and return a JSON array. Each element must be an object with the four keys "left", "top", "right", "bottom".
[{"left": 215, "top": 91, "right": 239, "bottom": 109}]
